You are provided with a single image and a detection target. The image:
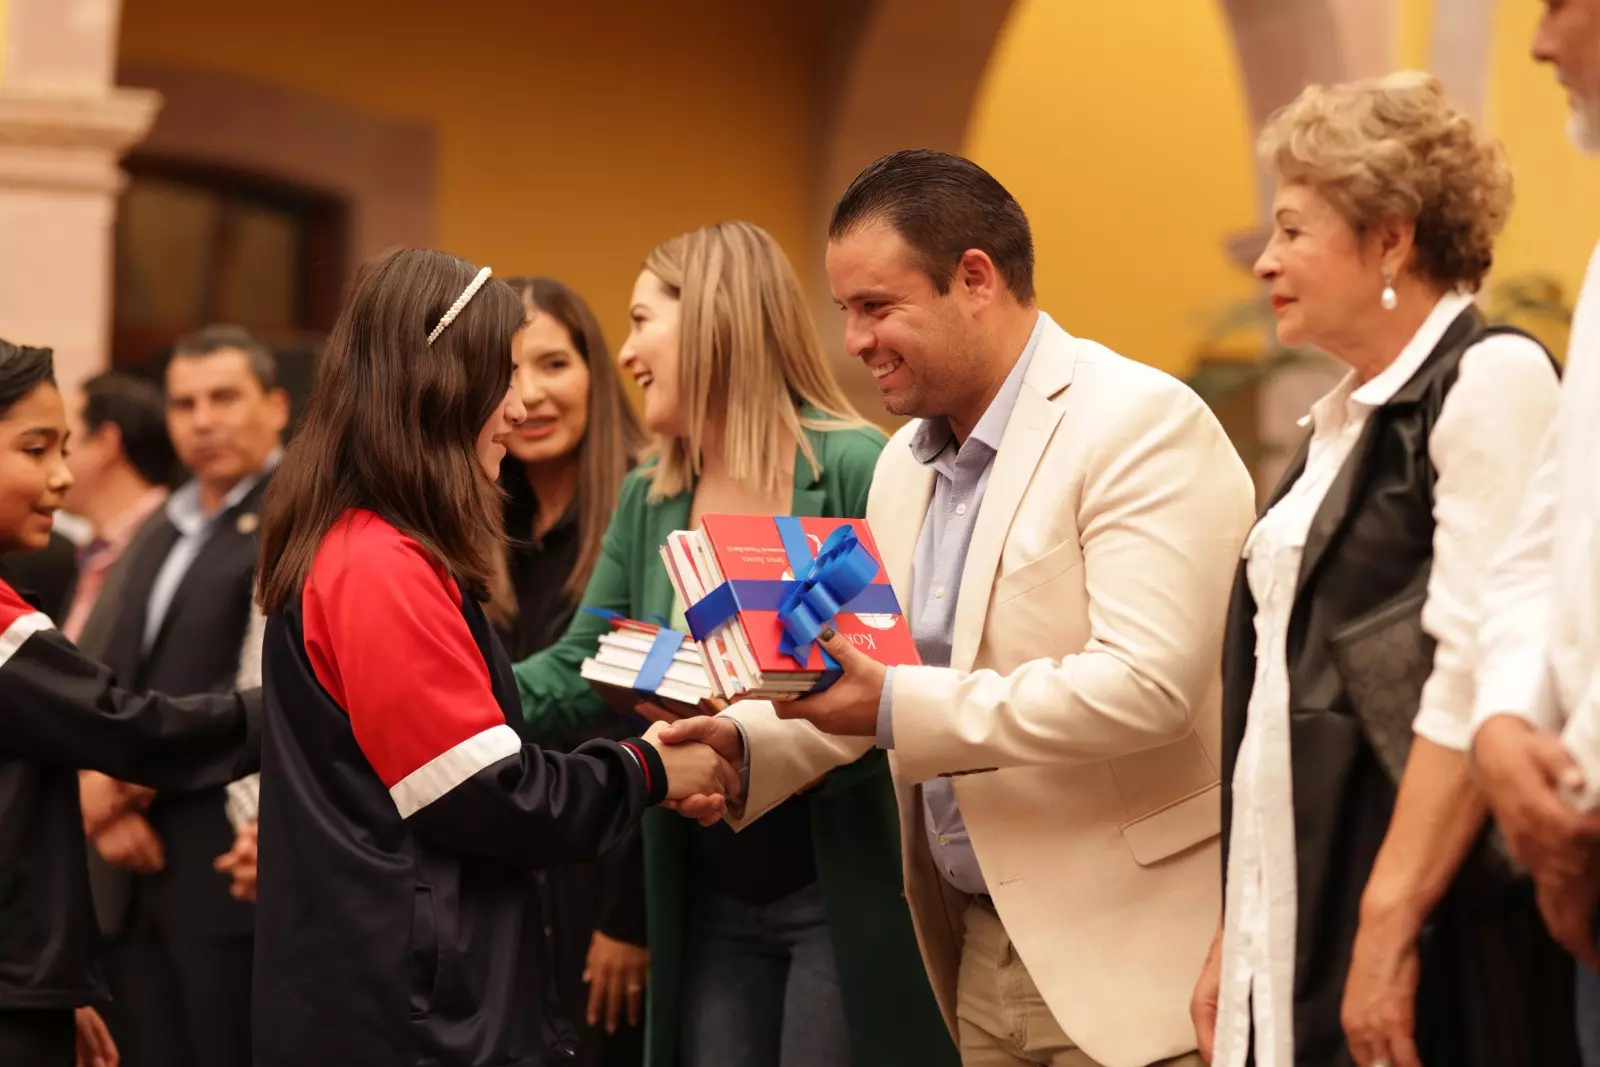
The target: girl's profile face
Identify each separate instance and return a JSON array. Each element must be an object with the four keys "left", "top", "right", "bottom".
[
  {"left": 617, "top": 270, "right": 683, "bottom": 437},
  {"left": 476, "top": 333, "right": 529, "bottom": 479},
  {"left": 0, "top": 381, "right": 72, "bottom": 554}
]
